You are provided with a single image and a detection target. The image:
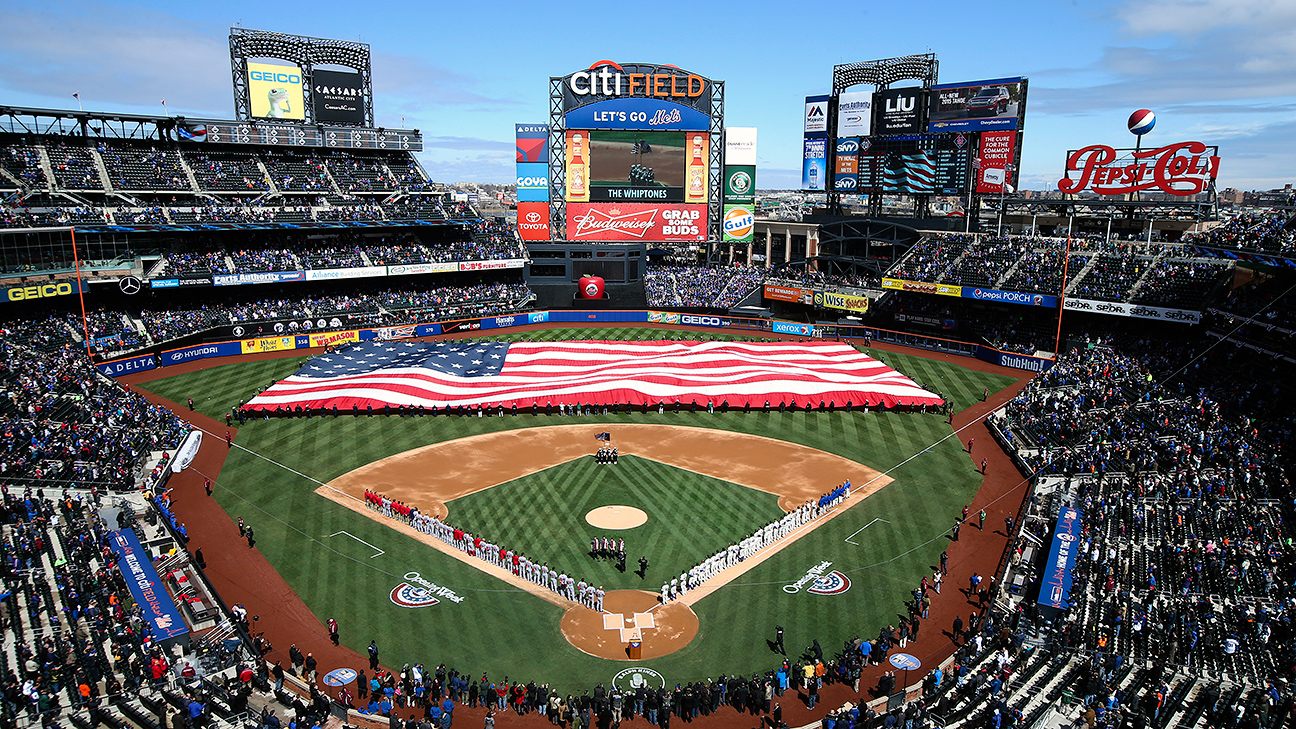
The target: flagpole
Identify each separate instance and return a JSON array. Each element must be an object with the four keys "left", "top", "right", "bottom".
[
  {"left": 73, "top": 93, "right": 83, "bottom": 112},
  {"left": 1052, "top": 234, "right": 1073, "bottom": 357}
]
